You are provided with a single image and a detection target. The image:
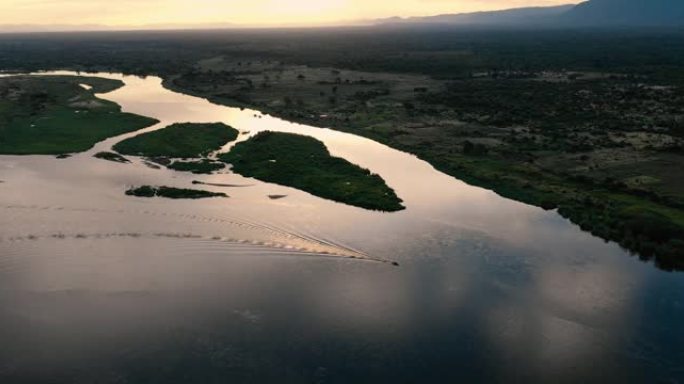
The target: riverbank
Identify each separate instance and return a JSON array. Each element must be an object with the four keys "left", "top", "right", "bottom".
[{"left": 164, "top": 68, "right": 684, "bottom": 270}]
